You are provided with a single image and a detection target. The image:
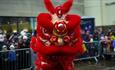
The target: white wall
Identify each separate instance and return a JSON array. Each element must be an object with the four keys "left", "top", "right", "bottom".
[
  {"left": 0, "top": 0, "right": 84, "bottom": 17},
  {"left": 84, "top": 0, "right": 115, "bottom": 26},
  {"left": 103, "top": 0, "right": 115, "bottom": 26},
  {"left": 84, "top": 0, "right": 102, "bottom": 26},
  {"left": 0, "top": 0, "right": 35, "bottom": 17}
]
